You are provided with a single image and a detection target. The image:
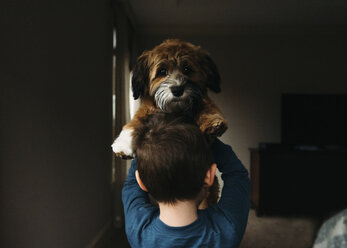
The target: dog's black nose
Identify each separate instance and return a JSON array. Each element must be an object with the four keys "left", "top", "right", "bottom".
[{"left": 171, "top": 86, "right": 184, "bottom": 97}]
